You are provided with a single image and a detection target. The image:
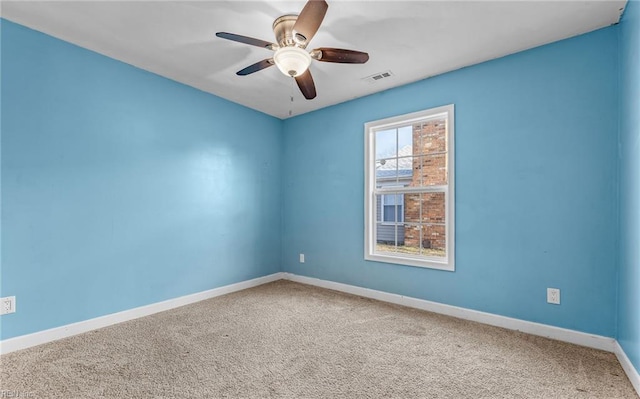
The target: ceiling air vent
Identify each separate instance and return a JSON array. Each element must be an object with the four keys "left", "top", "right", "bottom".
[{"left": 362, "top": 70, "right": 394, "bottom": 83}]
